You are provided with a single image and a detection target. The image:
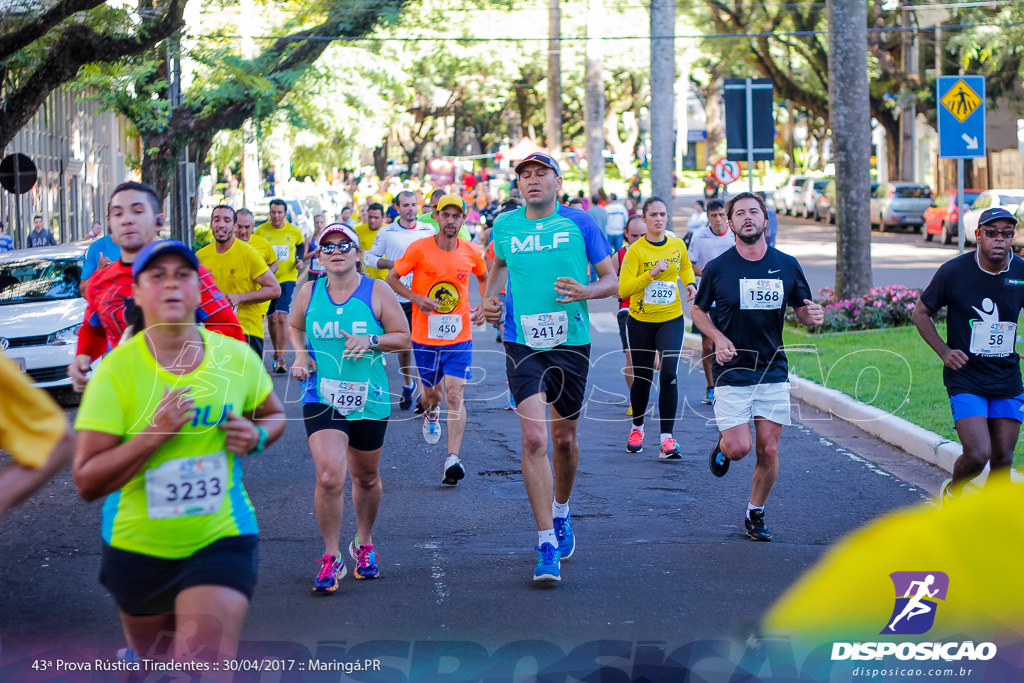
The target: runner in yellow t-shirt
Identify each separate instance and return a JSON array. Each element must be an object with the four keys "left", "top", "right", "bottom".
[
  {"left": 197, "top": 205, "right": 281, "bottom": 359},
  {"left": 352, "top": 202, "right": 387, "bottom": 279},
  {"left": 0, "top": 354, "right": 73, "bottom": 520},
  {"left": 255, "top": 198, "right": 306, "bottom": 373}
]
